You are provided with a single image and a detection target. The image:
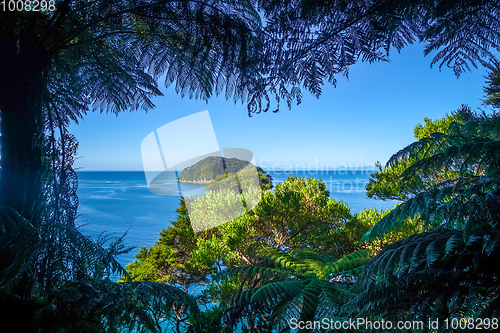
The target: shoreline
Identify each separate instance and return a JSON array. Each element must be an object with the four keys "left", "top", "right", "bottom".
[{"left": 174, "top": 179, "right": 214, "bottom": 184}]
